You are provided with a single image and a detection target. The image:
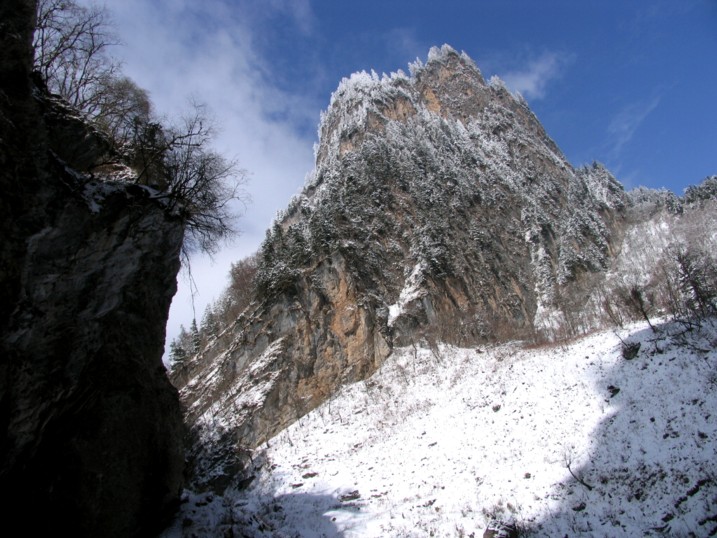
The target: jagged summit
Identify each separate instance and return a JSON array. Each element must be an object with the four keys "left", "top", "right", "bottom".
[
  {"left": 291, "top": 46, "right": 625, "bottom": 334},
  {"left": 313, "top": 44, "right": 558, "bottom": 176},
  {"left": 177, "top": 47, "right": 638, "bottom": 487}
]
